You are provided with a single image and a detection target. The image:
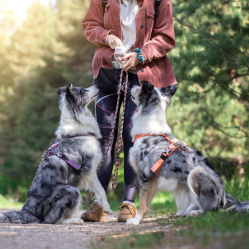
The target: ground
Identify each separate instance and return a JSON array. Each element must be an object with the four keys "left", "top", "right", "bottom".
[
  {"left": 0, "top": 210, "right": 178, "bottom": 249},
  {"left": 1, "top": 209, "right": 249, "bottom": 249}
]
